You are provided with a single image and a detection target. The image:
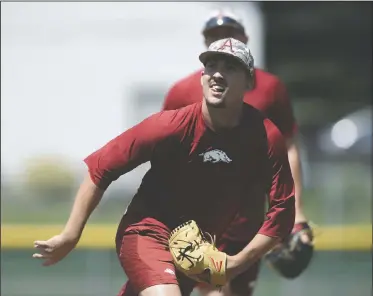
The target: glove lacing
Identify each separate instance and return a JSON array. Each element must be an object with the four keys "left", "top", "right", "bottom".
[{"left": 170, "top": 221, "right": 217, "bottom": 265}]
